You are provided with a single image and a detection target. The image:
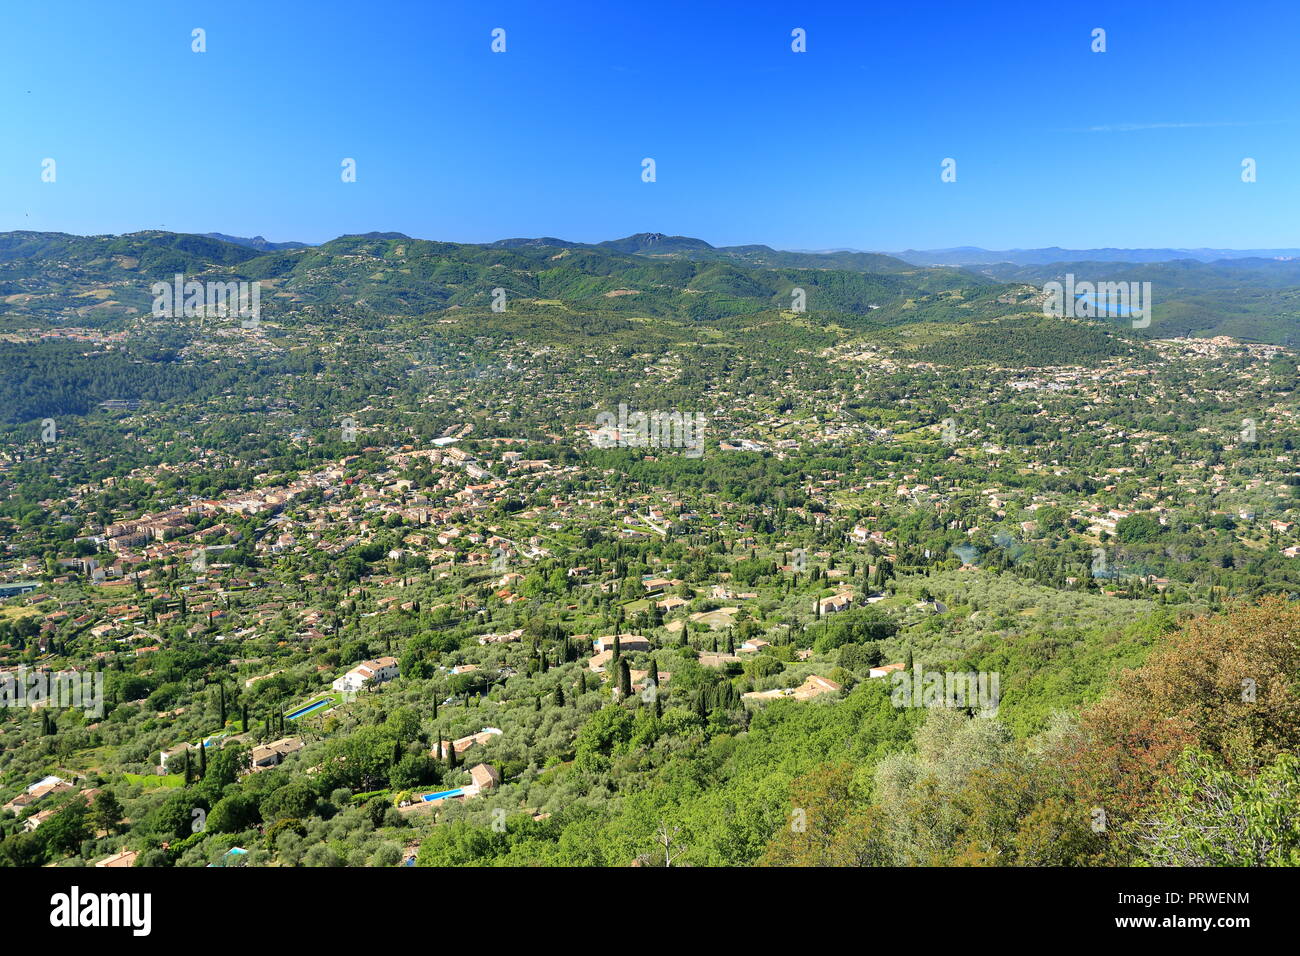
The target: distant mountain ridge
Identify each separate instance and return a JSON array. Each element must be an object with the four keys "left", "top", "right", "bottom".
[
  {"left": 0, "top": 228, "right": 985, "bottom": 331},
  {"left": 201, "top": 233, "right": 311, "bottom": 251},
  {"left": 5, "top": 228, "right": 1300, "bottom": 346},
  {"left": 895, "top": 246, "right": 1300, "bottom": 267}
]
